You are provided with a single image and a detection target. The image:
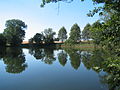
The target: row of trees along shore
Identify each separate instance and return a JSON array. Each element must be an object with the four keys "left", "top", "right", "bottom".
[
  {"left": 0, "top": 0, "right": 119, "bottom": 50},
  {"left": 0, "top": 19, "right": 94, "bottom": 47},
  {"left": 0, "top": 18, "right": 119, "bottom": 50}
]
